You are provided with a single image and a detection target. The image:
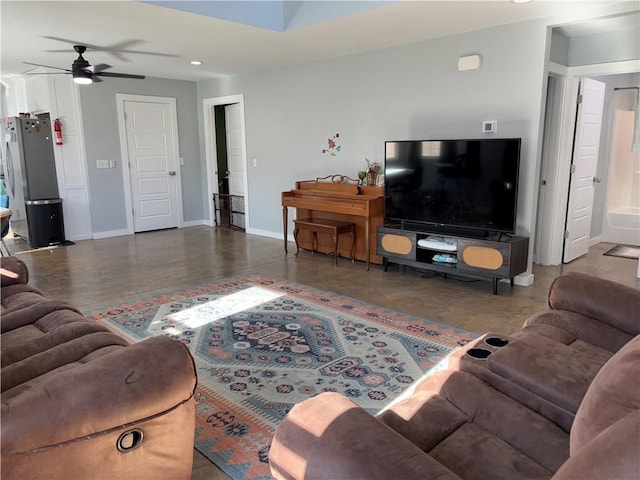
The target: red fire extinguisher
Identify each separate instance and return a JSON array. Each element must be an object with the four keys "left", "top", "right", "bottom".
[{"left": 54, "top": 119, "right": 63, "bottom": 146}]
